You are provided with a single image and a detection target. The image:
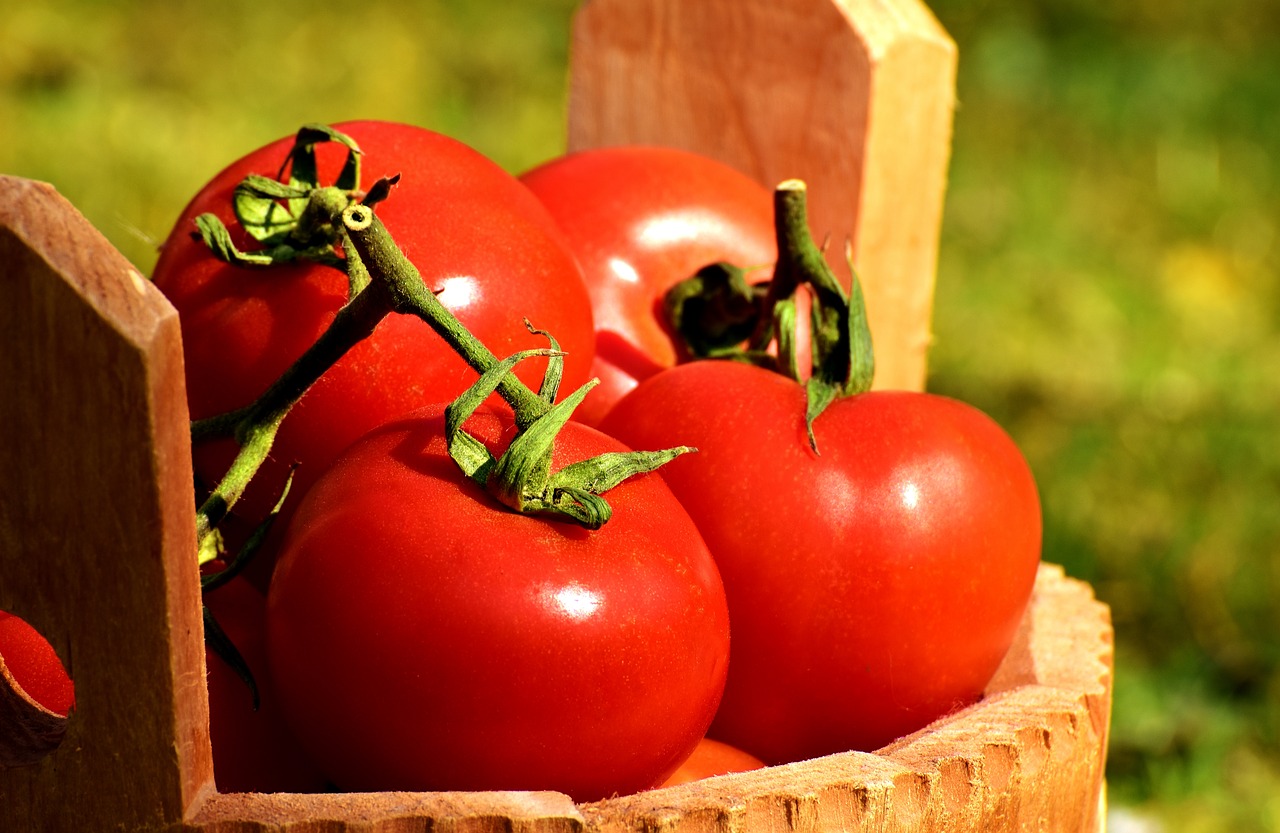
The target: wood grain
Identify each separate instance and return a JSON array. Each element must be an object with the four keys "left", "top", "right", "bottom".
[
  {"left": 567, "top": 0, "right": 957, "bottom": 392},
  {"left": 578, "top": 565, "right": 1111, "bottom": 833},
  {"left": 0, "top": 176, "right": 213, "bottom": 831}
]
